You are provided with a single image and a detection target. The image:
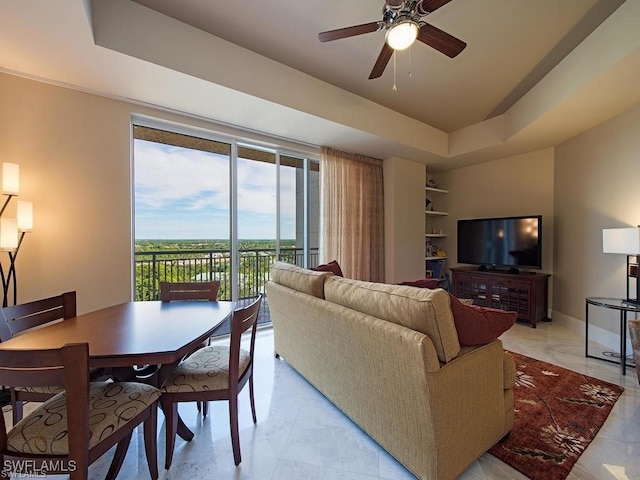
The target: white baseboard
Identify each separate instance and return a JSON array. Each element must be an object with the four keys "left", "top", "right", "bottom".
[{"left": 551, "top": 309, "right": 633, "bottom": 353}]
